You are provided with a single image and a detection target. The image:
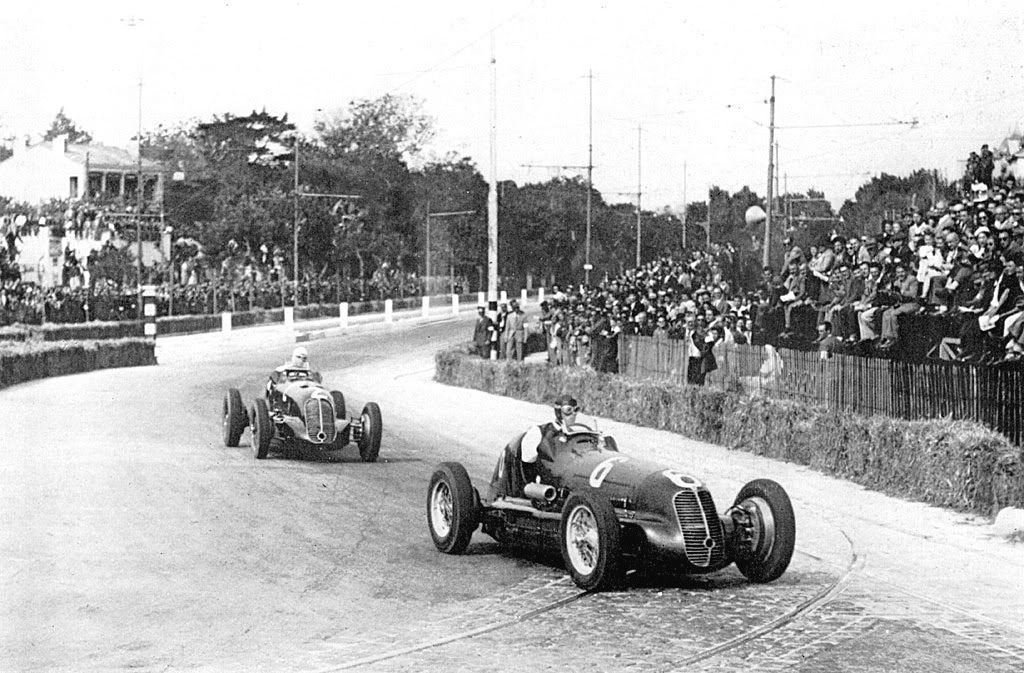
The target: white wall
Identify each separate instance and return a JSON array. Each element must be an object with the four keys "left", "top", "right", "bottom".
[{"left": 0, "top": 145, "right": 83, "bottom": 203}]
